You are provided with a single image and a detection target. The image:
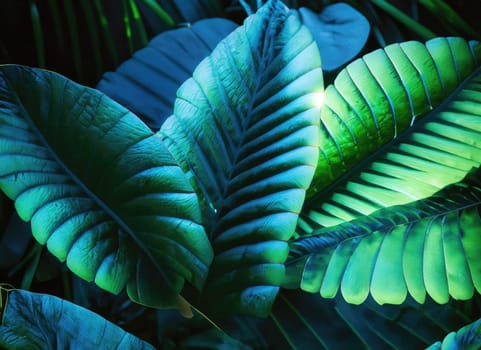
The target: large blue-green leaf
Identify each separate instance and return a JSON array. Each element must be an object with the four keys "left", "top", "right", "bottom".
[
  {"left": 97, "top": 18, "right": 238, "bottom": 129},
  {"left": 299, "top": 37, "right": 481, "bottom": 234},
  {"left": 0, "top": 287, "right": 155, "bottom": 350},
  {"left": 160, "top": 0, "right": 323, "bottom": 316},
  {"left": 292, "top": 3, "right": 370, "bottom": 71},
  {"left": 0, "top": 65, "right": 213, "bottom": 311},
  {"left": 287, "top": 167, "right": 481, "bottom": 305},
  {"left": 427, "top": 318, "right": 481, "bottom": 350}
]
